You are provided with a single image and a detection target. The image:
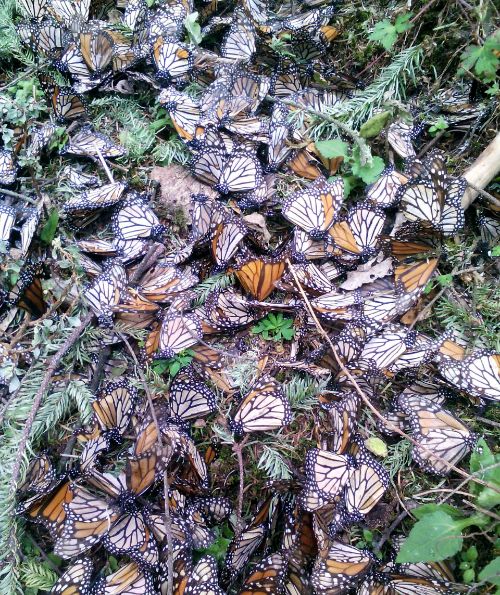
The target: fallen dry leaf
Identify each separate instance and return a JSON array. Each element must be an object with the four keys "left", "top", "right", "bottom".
[
  {"left": 242, "top": 212, "right": 272, "bottom": 243},
  {"left": 340, "top": 257, "right": 393, "bottom": 291}
]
